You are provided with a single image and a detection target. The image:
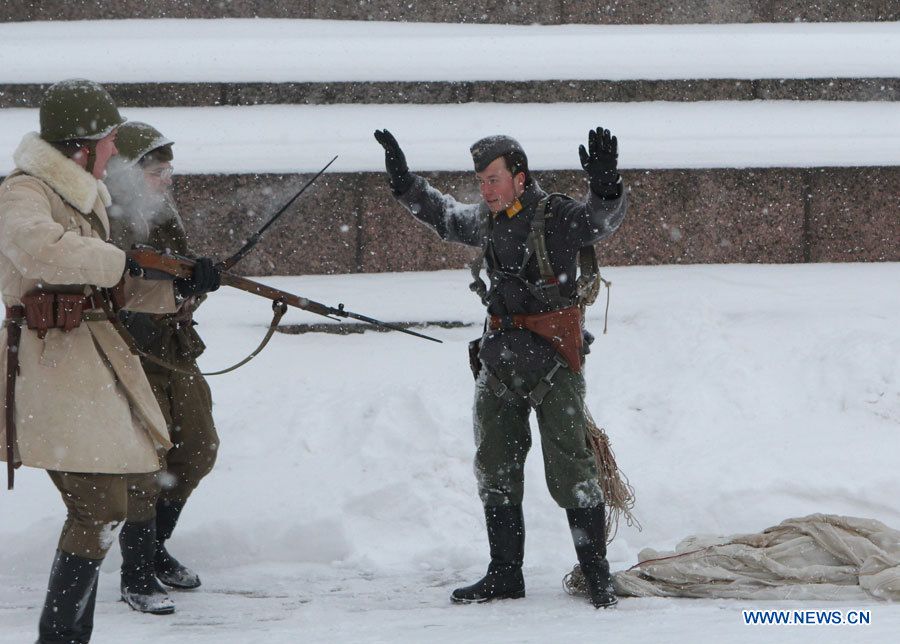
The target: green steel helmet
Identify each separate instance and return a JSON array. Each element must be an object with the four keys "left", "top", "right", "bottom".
[
  {"left": 39, "top": 79, "right": 126, "bottom": 142},
  {"left": 114, "top": 121, "right": 174, "bottom": 165}
]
